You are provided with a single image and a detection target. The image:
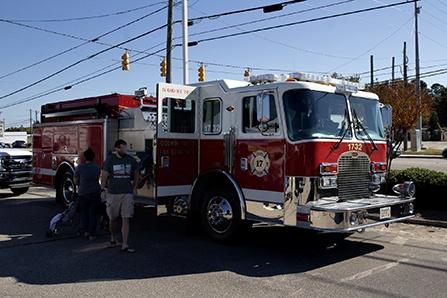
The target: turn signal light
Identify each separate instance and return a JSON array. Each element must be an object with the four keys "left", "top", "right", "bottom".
[
  {"left": 371, "top": 162, "right": 387, "bottom": 173},
  {"left": 320, "top": 163, "right": 338, "bottom": 175}
]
